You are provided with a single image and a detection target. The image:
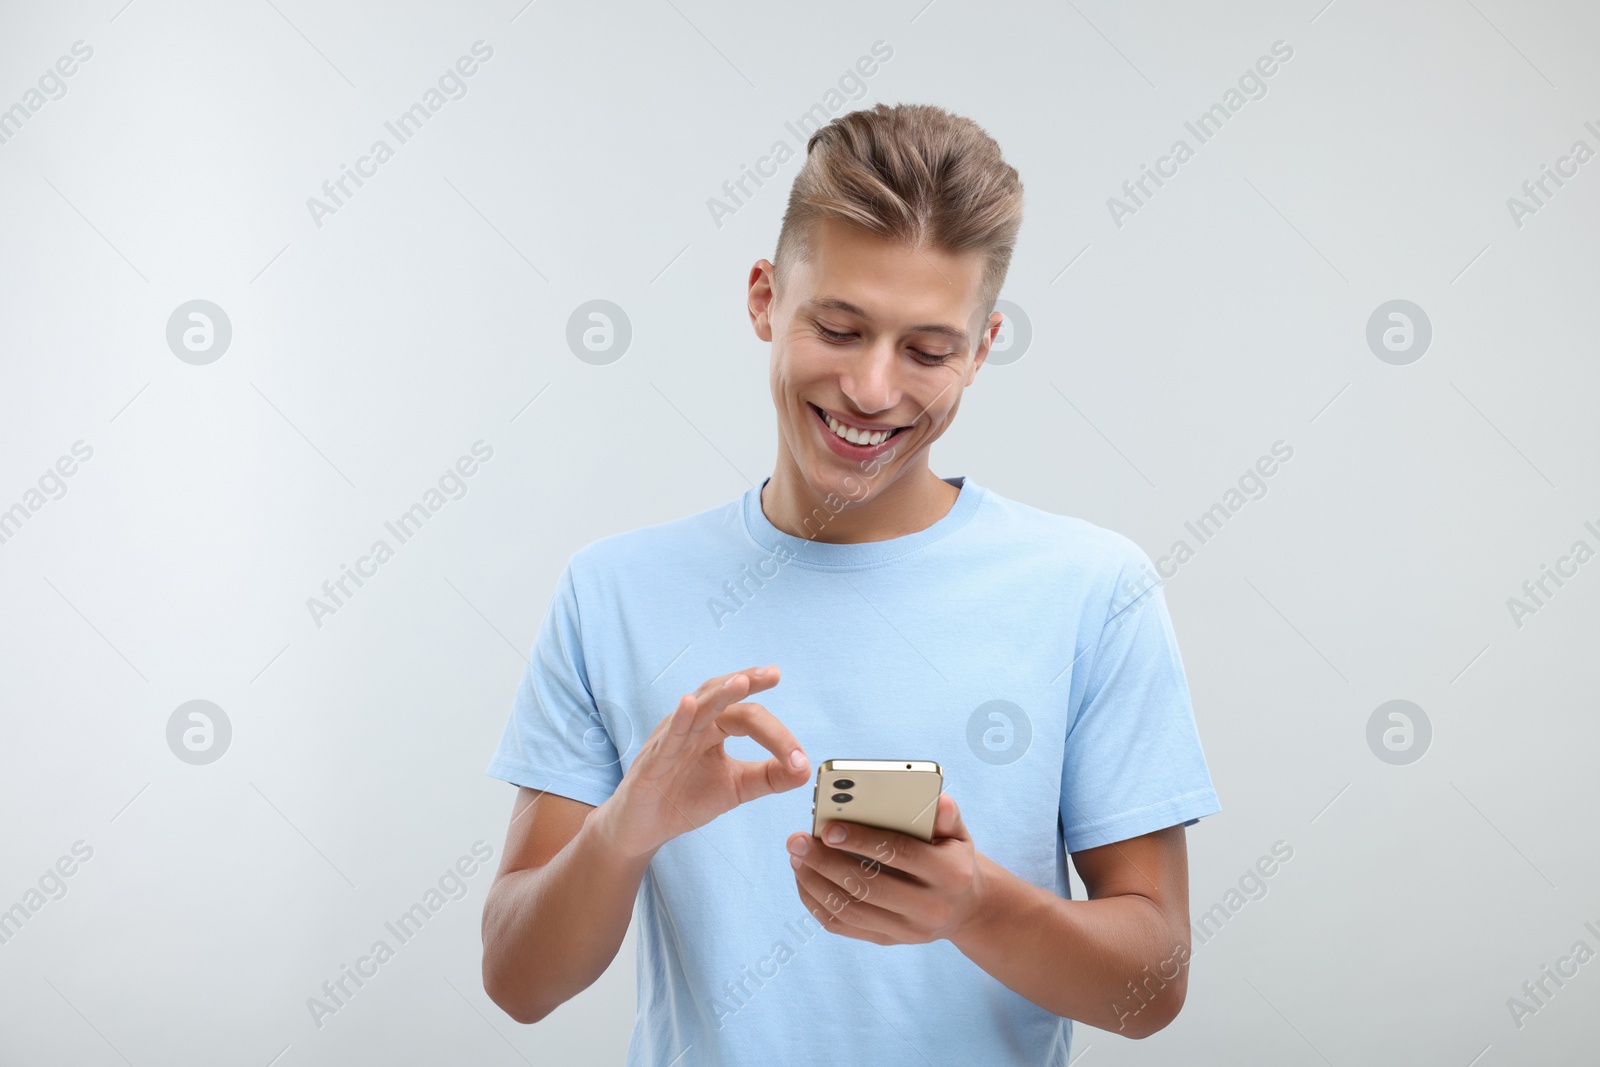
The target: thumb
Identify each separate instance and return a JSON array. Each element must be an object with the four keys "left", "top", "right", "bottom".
[{"left": 933, "top": 792, "right": 970, "bottom": 842}]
